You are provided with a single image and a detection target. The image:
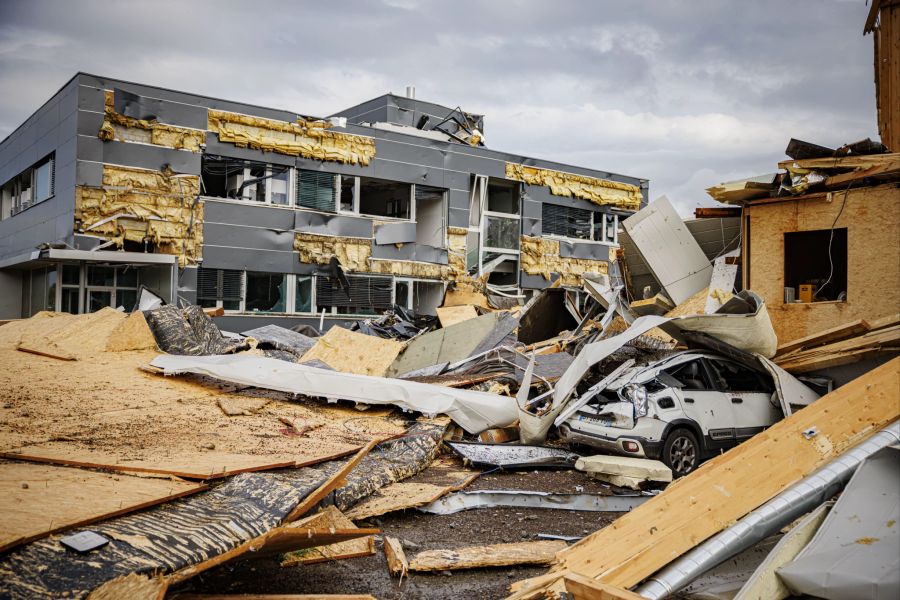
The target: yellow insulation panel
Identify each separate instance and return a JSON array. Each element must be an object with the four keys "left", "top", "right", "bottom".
[
  {"left": 99, "top": 91, "right": 204, "bottom": 152},
  {"left": 293, "top": 233, "right": 372, "bottom": 271},
  {"left": 75, "top": 165, "right": 203, "bottom": 266},
  {"left": 520, "top": 236, "right": 608, "bottom": 286},
  {"left": 208, "top": 109, "right": 376, "bottom": 166},
  {"left": 505, "top": 163, "right": 642, "bottom": 211}
]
